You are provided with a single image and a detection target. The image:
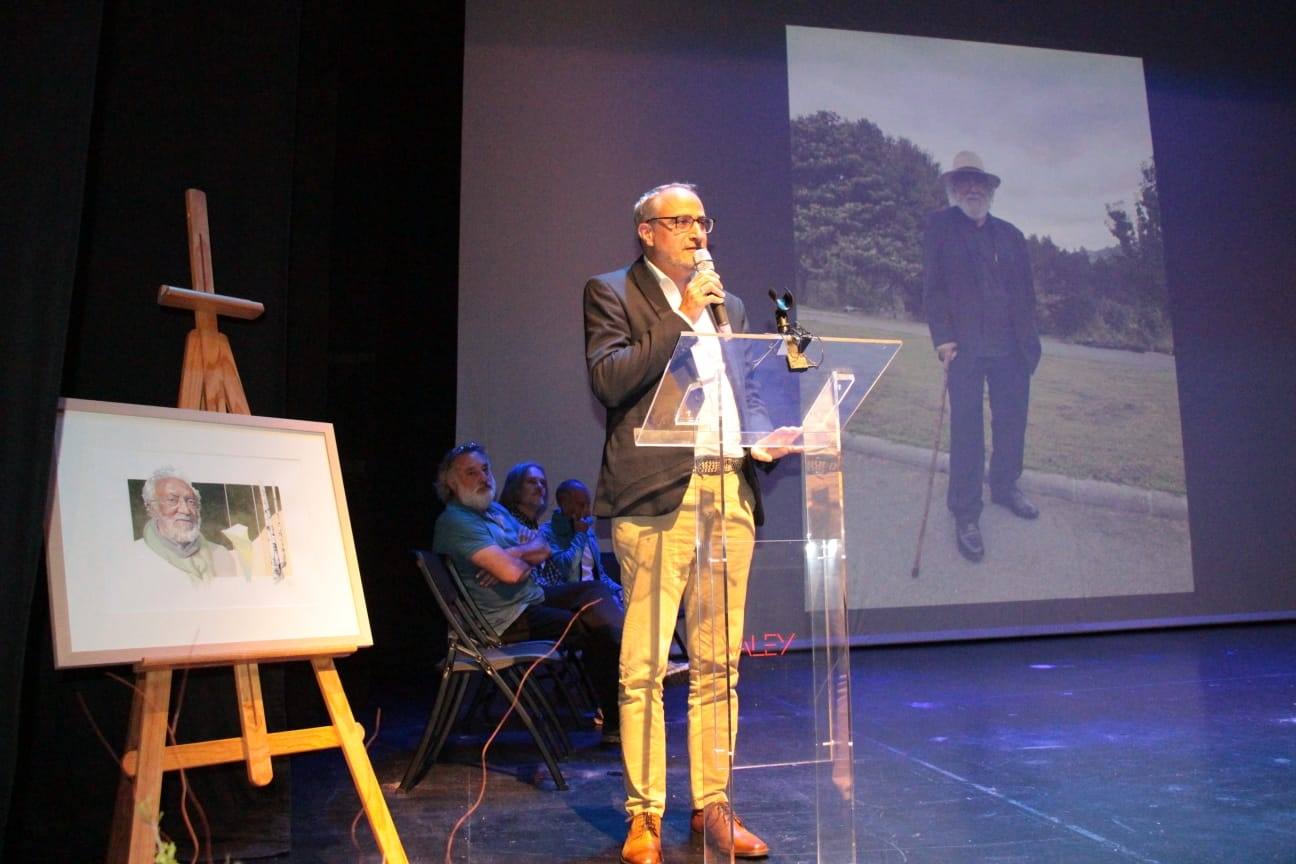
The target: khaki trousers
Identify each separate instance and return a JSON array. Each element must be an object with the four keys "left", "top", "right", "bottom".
[{"left": 613, "top": 470, "right": 755, "bottom": 817}]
